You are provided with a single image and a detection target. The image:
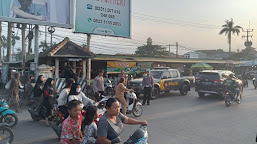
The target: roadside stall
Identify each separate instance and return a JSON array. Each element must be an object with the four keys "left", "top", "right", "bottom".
[{"left": 39, "top": 38, "right": 95, "bottom": 93}]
